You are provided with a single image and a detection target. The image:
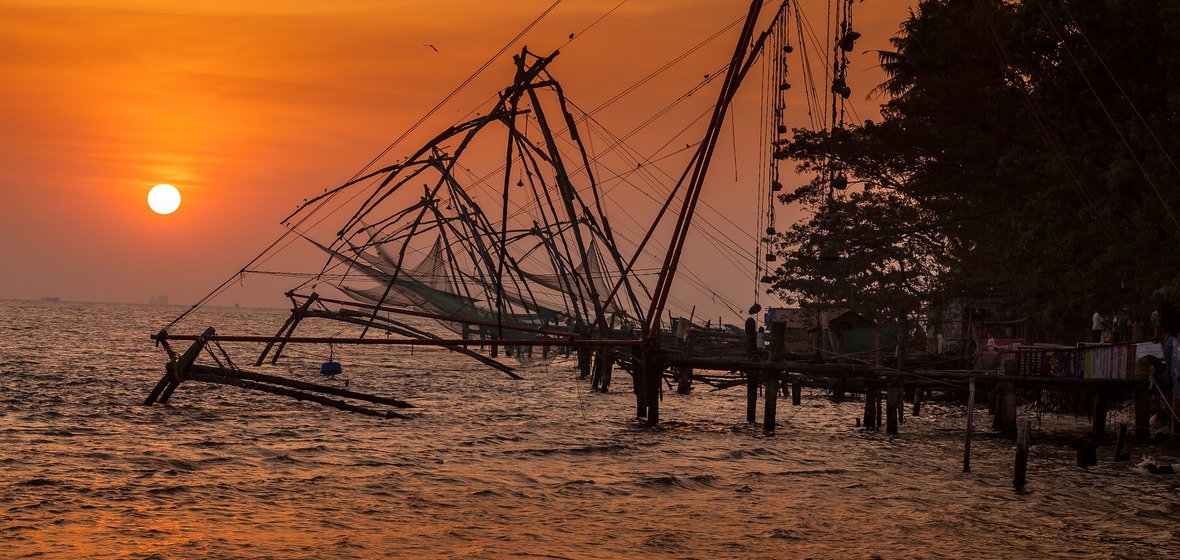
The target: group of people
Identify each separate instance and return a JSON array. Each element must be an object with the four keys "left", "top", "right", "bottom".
[
  {"left": 1090, "top": 308, "right": 1147, "bottom": 343},
  {"left": 1091, "top": 299, "right": 1180, "bottom": 344}
]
